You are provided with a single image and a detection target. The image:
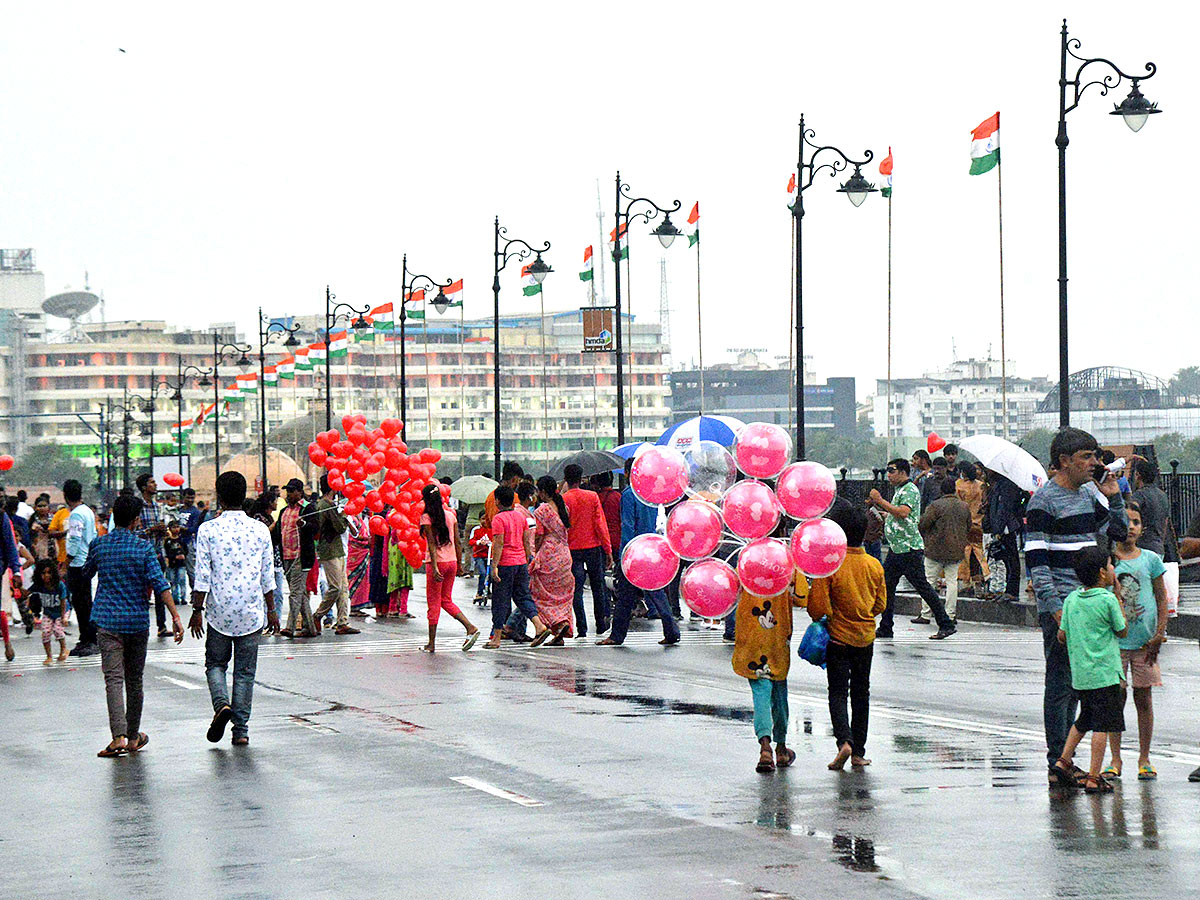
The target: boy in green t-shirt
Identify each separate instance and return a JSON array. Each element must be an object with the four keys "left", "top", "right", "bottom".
[
  {"left": 1052, "top": 545, "right": 1128, "bottom": 794},
  {"left": 1102, "top": 501, "right": 1168, "bottom": 781}
]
